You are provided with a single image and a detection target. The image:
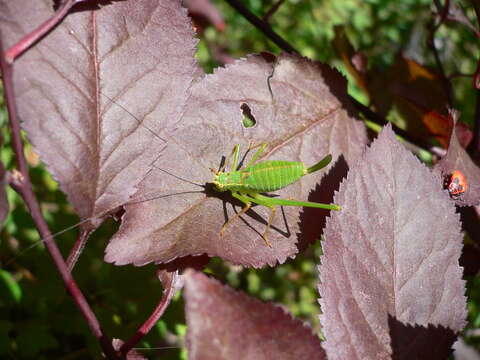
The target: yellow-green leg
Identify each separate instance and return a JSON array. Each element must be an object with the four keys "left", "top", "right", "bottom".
[
  {"left": 243, "top": 192, "right": 277, "bottom": 247},
  {"left": 261, "top": 205, "right": 275, "bottom": 248},
  {"left": 219, "top": 144, "right": 240, "bottom": 173},
  {"left": 219, "top": 192, "right": 251, "bottom": 236}
]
